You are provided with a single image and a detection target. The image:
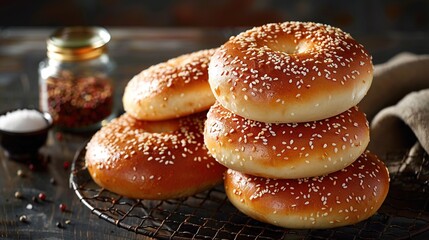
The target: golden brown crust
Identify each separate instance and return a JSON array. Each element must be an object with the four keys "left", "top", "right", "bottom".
[
  {"left": 209, "top": 22, "right": 373, "bottom": 123},
  {"left": 123, "top": 49, "right": 217, "bottom": 121},
  {"left": 204, "top": 102, "right": 369, "bottom": 179},
  {"left": 85, "top": 112, "right": 226, "bottom": 200},
  {"left": 224, "top": 152, "right": 390, "bottom": 229}
]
